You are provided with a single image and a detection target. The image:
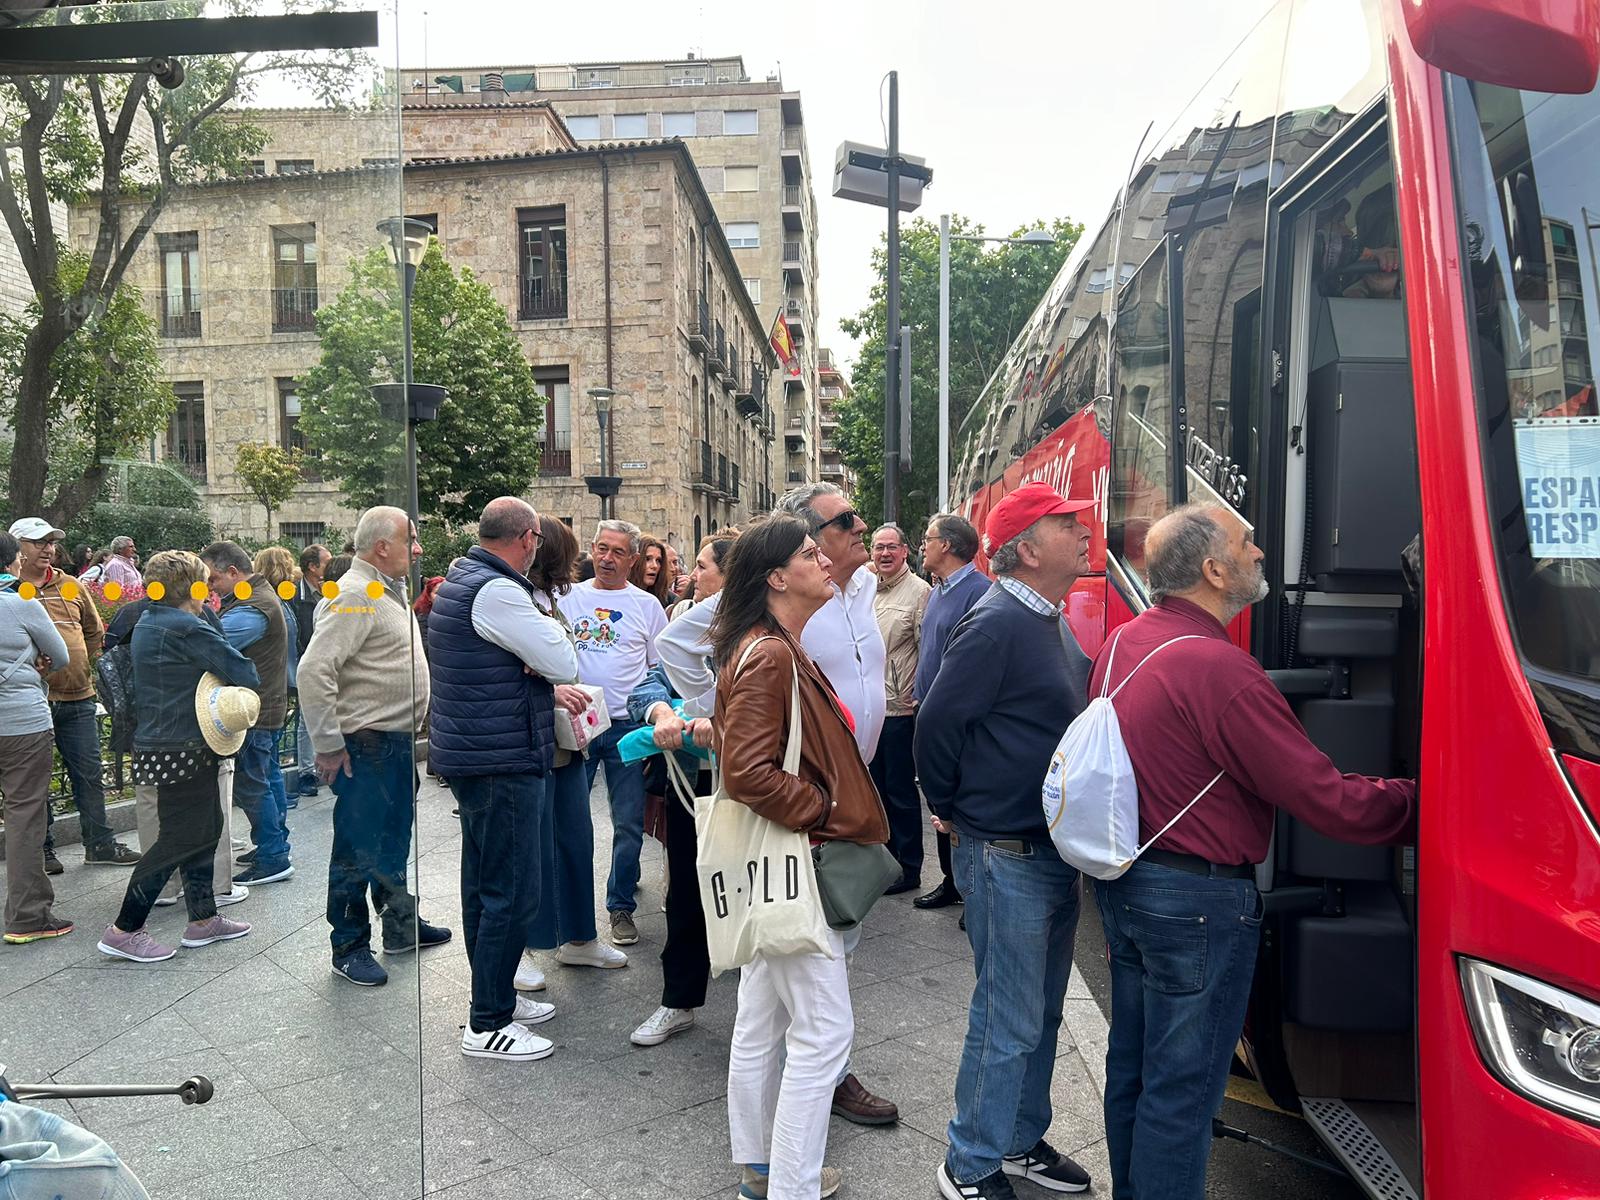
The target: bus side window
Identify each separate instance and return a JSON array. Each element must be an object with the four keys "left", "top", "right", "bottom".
[{"left": 1108, "top": 244, "right": 1174, "bottom": 585}]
